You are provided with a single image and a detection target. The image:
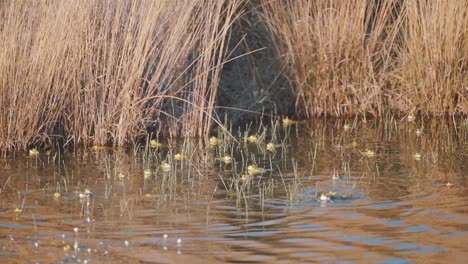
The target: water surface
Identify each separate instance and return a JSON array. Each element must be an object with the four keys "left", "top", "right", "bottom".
[{"left": 1, "top": 119, "right": 467, "bottom": 263}]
